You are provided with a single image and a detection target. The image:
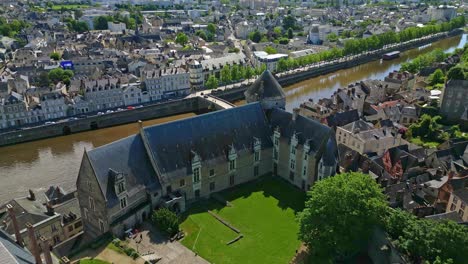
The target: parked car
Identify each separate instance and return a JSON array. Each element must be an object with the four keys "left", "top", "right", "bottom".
[
  {"left": 97, "top": 112, "right": 104, "bottom": 115},
  {"left": 126, "top": 106, "right": 135, "bottom": 110},
  {"left": 106, "top": 110, "right": 114, "bottom": 114},
  {"left": 44, "top": 121, "right": 56, "bottom": 125},
  {"left": 136, "top": 105, "right": 144, "bottom": 108},
  {"left": 117, "top": 108, "right": 125, "bottom": 111}
]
